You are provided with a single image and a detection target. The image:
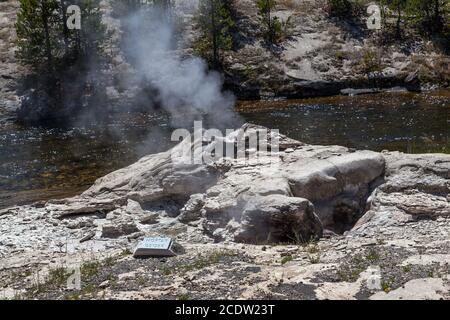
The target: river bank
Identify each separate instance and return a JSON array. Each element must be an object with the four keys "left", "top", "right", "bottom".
[
  {"left": 1, "top": 0, "right": 449, "bottom": 125},
  {"left": 0, "top": 124, "right": 448, "bottom": 300},
  {"left": 0, "top": 0, "right": 449, "bottom": 301},
  {"left": 1, "top": 89, "right": 449, "bottom": 210}
]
